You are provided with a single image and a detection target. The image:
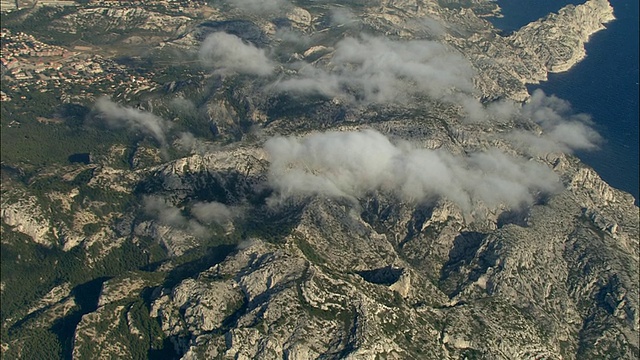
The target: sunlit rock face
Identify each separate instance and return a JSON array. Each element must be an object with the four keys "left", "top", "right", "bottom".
[{"left": 0, "top": 0, "right": 637, "bottom": 359}]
